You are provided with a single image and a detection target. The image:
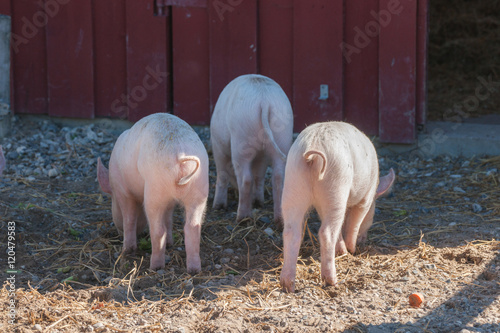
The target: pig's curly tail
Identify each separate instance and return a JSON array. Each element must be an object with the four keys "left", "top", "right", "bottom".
[{"left": 304, "top": 150, "right": 327, "bottom": 181}]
